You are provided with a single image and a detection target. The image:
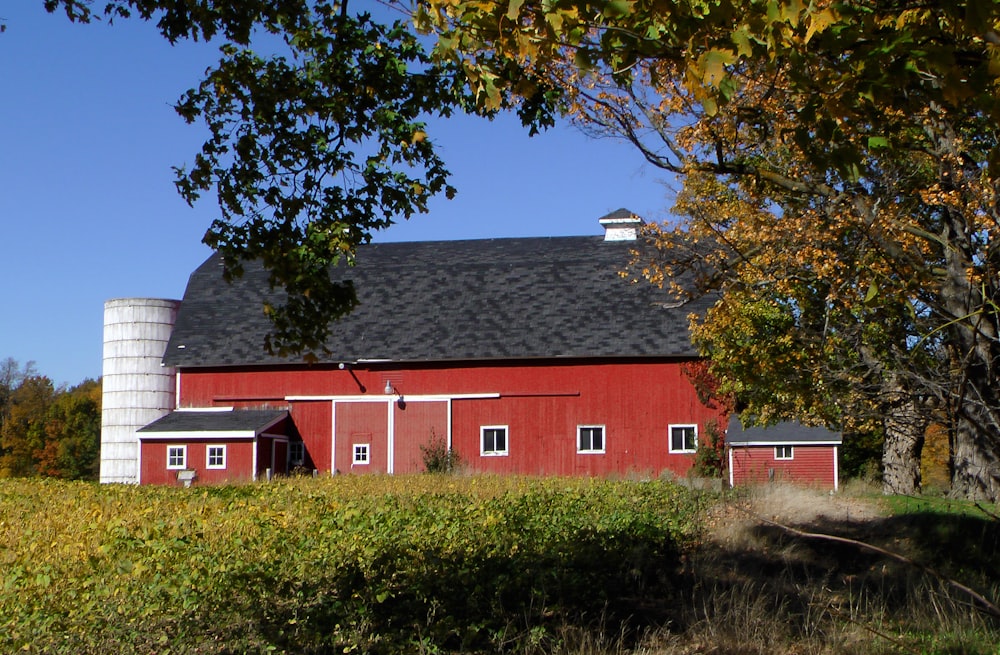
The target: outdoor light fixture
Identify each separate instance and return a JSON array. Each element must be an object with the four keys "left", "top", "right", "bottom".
[
  {"left": 337, "top": 362, "right": 365, "bottom": 393},
  {"left": 384, "top": 380, "right": 404, "bottom": 408}
]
